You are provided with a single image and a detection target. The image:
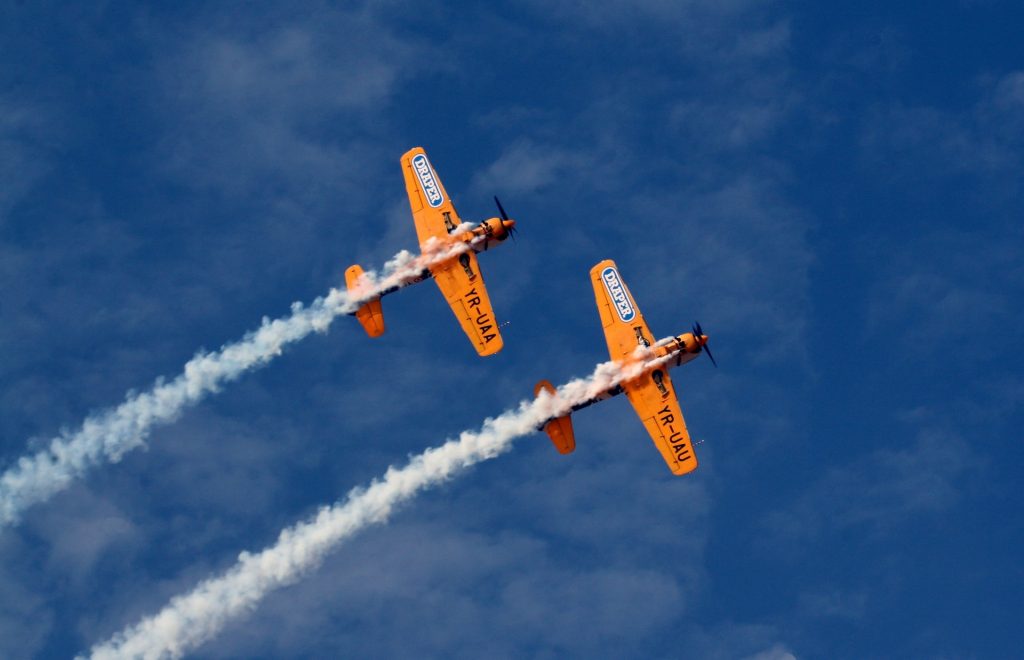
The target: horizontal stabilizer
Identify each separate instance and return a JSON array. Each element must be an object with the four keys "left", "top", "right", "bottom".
[
  {"left": 345, "top": 265, "right": 385, "bottom": 338},
  {"left": 534, "top": 380, "right": 576, "bottom": 454}
]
